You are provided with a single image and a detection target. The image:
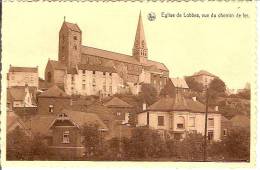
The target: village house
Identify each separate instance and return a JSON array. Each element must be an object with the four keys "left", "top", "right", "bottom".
[
  {"left": 103, "top": 96, "right": 134, "bottom": 125},
  {"left": 7, "top": 85, "right": 37, "bottom": 109},
  {"left": 189, "top": 70, "right": 217, "bottom": 88},
  {"left": 24, "top": 109, "right": 108, "bottom": 159},
  {"left": 37, "top": 85, "right": 71, "bottom": 115},
  {"left": 7, "top": 65, "right": 39, "bottom": 88},
  {"left": 137, "top": 94, "right": 221, "bottom": 141},
  {"left": 160, "top": 77, "right": 190, "bottom": 97},
  {"left": 45, "top": 12, "right": 169, "bottom": 96}
]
